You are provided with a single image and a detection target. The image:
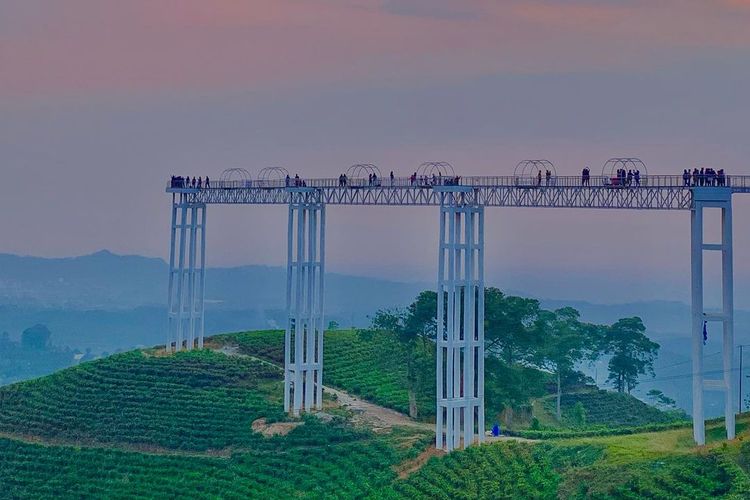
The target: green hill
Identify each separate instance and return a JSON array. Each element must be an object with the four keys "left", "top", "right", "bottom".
[
  {"left": 0, "top": 329, "right": 749, "bottom": 498},
  {"left": 211, "top": 329, "right": 436, "bottom": 417},
  {"left": 536, "top": 390, "right": 688, "bottom": 430}
]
